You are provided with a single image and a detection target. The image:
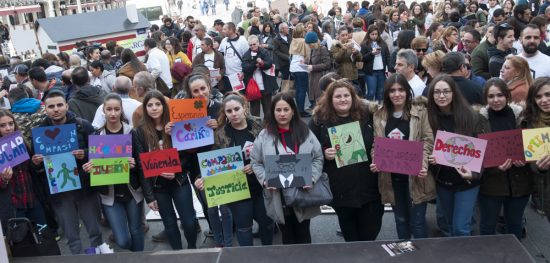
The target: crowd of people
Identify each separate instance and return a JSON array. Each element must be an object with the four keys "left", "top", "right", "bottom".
[{"left": 1, "top": 0, "right": 550, "bottom": 256}]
